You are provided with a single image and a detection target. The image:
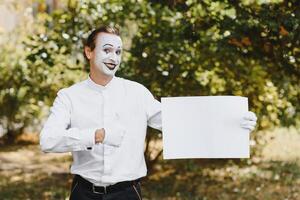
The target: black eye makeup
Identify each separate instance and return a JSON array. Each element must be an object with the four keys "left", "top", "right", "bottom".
[
  {"left": 103, "top": 48, "right": 111, "bottom": 54},
  {"left": 102, "top": 47, "right": 122, "bottom": 55},
  {"left": 116, "top": 49, "right": 122, "bottom": 55}
]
